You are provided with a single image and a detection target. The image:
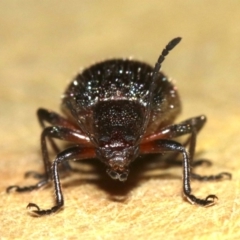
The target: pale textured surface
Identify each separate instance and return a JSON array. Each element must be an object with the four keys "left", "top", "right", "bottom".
[{"left": 1, "top": 1, "right": 240, "bottom": 239}]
